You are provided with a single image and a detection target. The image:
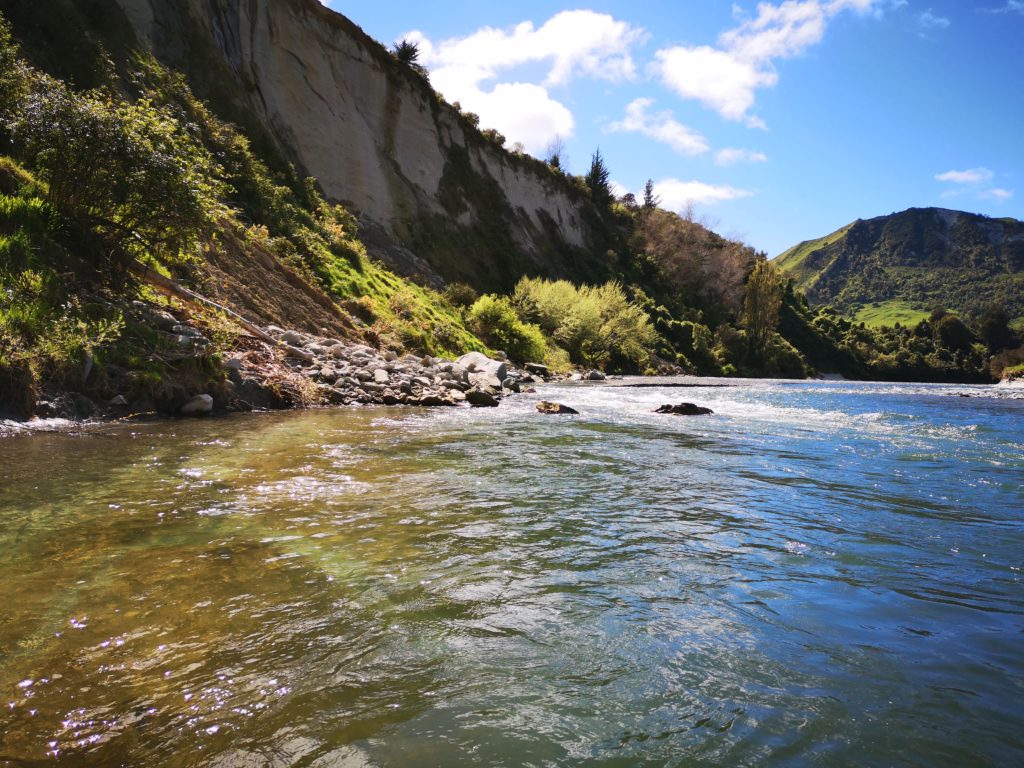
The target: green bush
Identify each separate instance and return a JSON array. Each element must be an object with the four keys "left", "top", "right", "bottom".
[
  {"left": 7, "top": 75, "right": 224, "bottom": 267},
  {"left": 511, "top": 277, "right": 655, "bottom": 370},
  {"left": 466, "top": 294, "right": 546, "bottom": 363}
]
